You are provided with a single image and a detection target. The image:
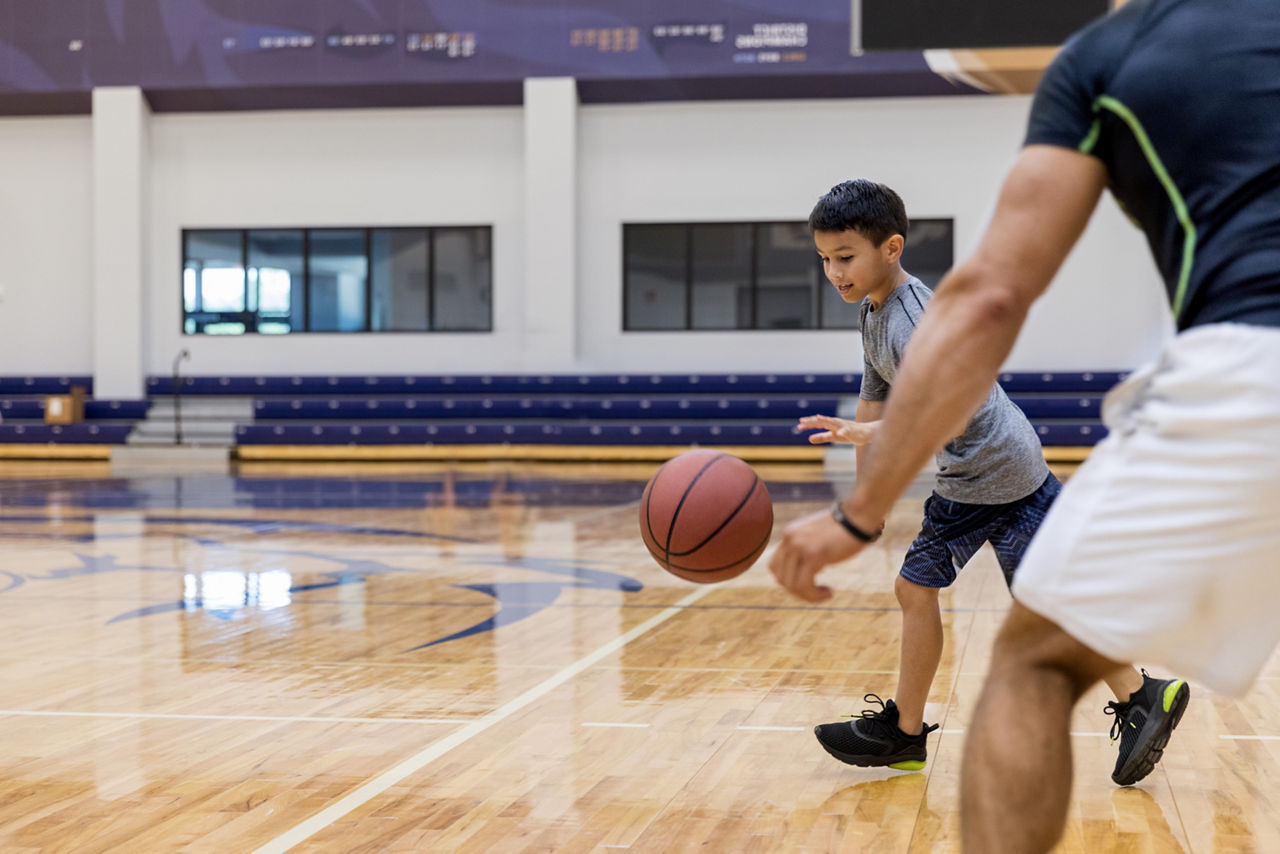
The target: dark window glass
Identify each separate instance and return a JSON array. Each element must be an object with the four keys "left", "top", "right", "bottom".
[
  {"left": 820, "top": 279, "right": 862, "bottom": 329},
  {"left": 902, "top": 219, "right": 954, "bottom": 289},
  {"left": 624, "top": 225, "right": 687, "bottom": 330},
  {"left": 756, "top": 223, "right": 819, "bottom": 329},
  {"left": 690, "top": 223, "right": 753, "bottom": 329},
  {"left": 371, "top": 229, "right": 430, "bottom": 332},
  {"left": 183, "top": 230, "right": 245, "bottom": 335},
  {"left": 307, "top": 230, "right": 368, "bottom": 333},
  {"left": 248, "top": 230, "right": 304, "bottom": 334},
  {"left": 432, "top": 227, "right": 492, "bottom": 331}
]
